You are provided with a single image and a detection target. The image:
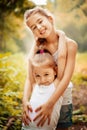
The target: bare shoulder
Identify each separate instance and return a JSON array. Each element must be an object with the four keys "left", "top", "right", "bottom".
[{"left": 66, "top": 37, "right": 78, "bottom": 53}]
